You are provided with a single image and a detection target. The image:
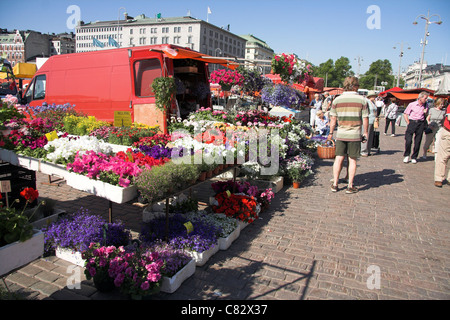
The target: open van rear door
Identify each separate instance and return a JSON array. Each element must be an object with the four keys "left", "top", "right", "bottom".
[{"left": 129, "top": 48, "right": 166, "bottom": 131}]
